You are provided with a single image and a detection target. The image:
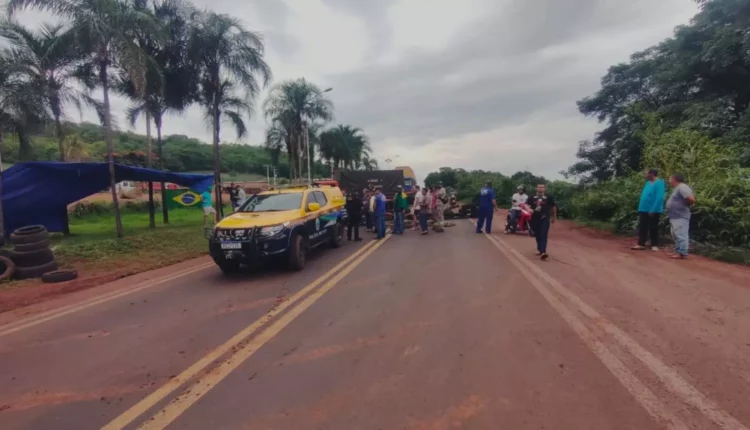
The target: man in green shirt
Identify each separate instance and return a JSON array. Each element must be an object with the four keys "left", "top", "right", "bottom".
[{"left": 393, "top": 185, "right": 408, "bottom": 234}]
